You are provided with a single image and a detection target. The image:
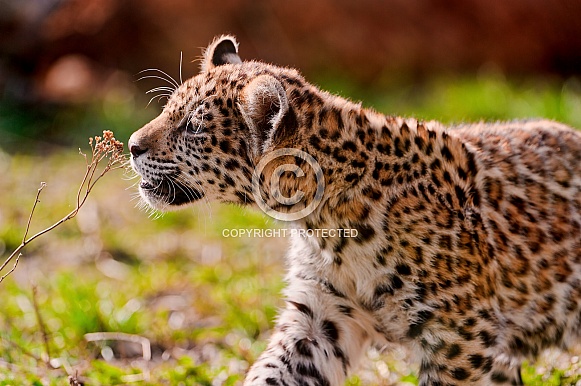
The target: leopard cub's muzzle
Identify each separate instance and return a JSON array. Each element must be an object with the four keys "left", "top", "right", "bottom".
[{"left": 128, "top": 121, "right": 204, "bottom": 209}]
